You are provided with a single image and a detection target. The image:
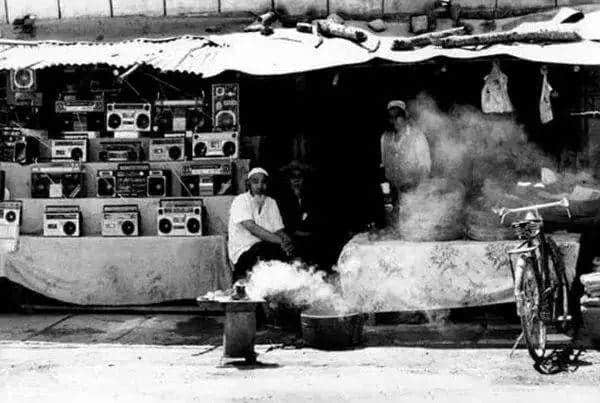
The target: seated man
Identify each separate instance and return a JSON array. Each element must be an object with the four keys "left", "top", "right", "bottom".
[
  {"left": 228, "top": 167, "right": 295, "bottom": 282},
  {"left": 277, "top": 161, "right": 328, "bottom": 268}
]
